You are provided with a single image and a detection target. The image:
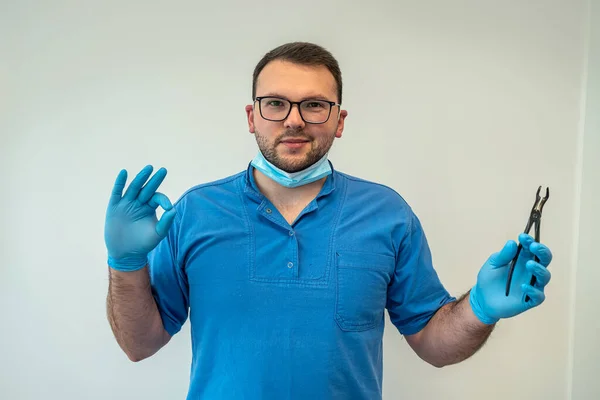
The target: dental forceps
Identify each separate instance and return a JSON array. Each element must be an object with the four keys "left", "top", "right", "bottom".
[{"left": 505, "top": 186, "right": 549, "bottom": 300}]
